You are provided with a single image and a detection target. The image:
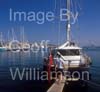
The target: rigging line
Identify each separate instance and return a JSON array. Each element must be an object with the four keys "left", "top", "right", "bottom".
[
  {"left": 75, "top": 0, "right": 78, "bottom": 15},
  {"left": 77, "top": 0, "right": 83, "bottom": 16},
  {"left": 58, "top": 17, "right": 61, "bottom": 46},
  {"left": 8, "top": 30, "right": 10, "bottom": 42},
  {"left": 22, "top": 26, "right": 28, "bottom": 43},
  {"left": 58, "top": 0, "right": 61, "bottom": 46},
  {"left": 77, "top": 0, "right": 82, "bottom": 11},
  {"left": 76, "top": 0, "right": 81, "bottom": 30},
  {"left": 54, "top": 0, "right": 56, "bottom": 12},
  {"left": 53, "top": 0, "right": 56, "bottom": 26},
  {"left": 14, "top": 28, "right": 18, "bottom": 40},
  {"left": 11, "top": 28, "right": 14, "bottom": 41},
  {"left": 1, "top": 32, "right": 3, "bottom": 42},
  {"left": 72, "top": 0, "right": 80, "bottom": 32},
  {"left": 50, "top": 0, "right": 56, "bottom": 46},
  {"left": 20, "top": 26, "right": 22, "bottom": 42},
  {"left": 74, "top": 0, "right": 79, "bottom": 24},
  {"left": 13, "top": 30, "right": 15, "bottom": 41},
  {"left": 22, "top": 26, "right": 25, "bottom": 43},
  {"left": 0, "top": 32, "right": 3, "bottom": 46},
  {"left": 12, "top": 28, "right": 17, "bottom": 41},
  {"left": 0, "top": 32, "right": 2, "bottom": 42},
  {"left": 70, "top": 0, "right": 74, "bottom": 42},
  {"left": 71, "top": 0, "right": 74, "bottom": 15}
]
